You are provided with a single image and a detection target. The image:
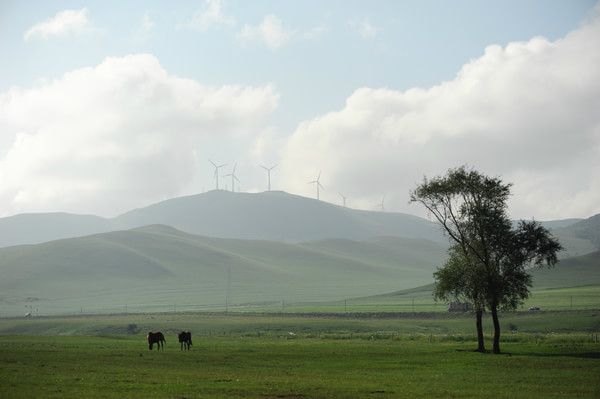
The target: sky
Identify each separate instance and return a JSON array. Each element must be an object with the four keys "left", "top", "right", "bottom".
[{"left": 0, "top": 0, "right": 599, "bottom": 220}]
